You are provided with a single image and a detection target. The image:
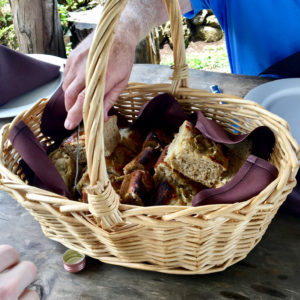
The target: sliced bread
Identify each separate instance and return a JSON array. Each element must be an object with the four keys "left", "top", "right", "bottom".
[{"left": 164, "top": 121, "right": 229, "bottom": 187}]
